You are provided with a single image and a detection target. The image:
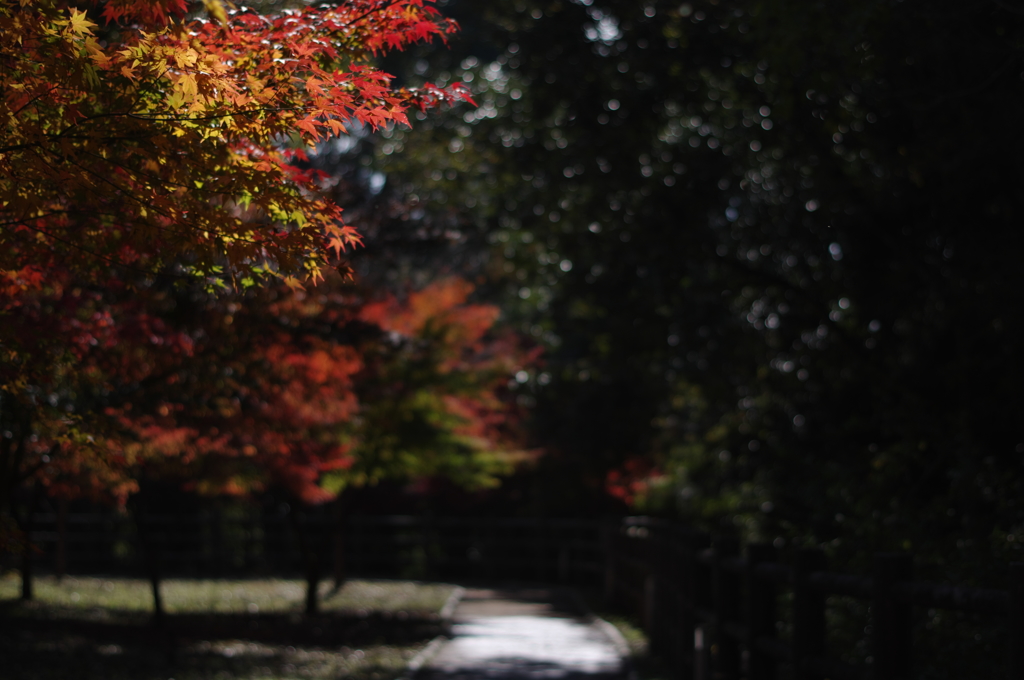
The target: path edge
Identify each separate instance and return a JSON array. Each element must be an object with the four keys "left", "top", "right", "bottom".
[
  {"left": 438, "top": 584, "right": 466, "bottom": 635},
  {"left": 398, "top": 585, "right": 465, "bottom": 680},
  {"left": 570, "top": 588, "right": 639, "bottom": 680}
]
